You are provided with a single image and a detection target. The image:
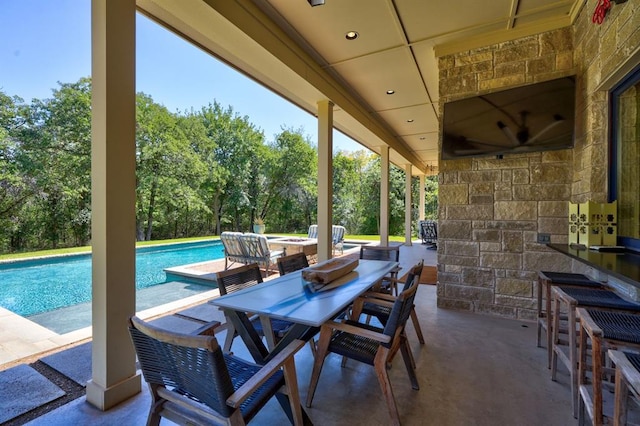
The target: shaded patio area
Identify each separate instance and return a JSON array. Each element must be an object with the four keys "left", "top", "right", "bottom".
[{"left": 5, "top": 243, "right": 575, "bottom": 425}]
